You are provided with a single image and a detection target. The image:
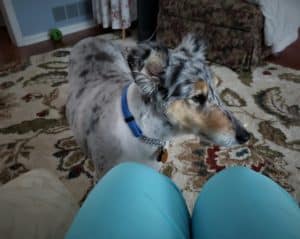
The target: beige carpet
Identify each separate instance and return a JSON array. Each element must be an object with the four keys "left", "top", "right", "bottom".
[{"left": 0, "top": 37, "right": 299, "bottom": 211}]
